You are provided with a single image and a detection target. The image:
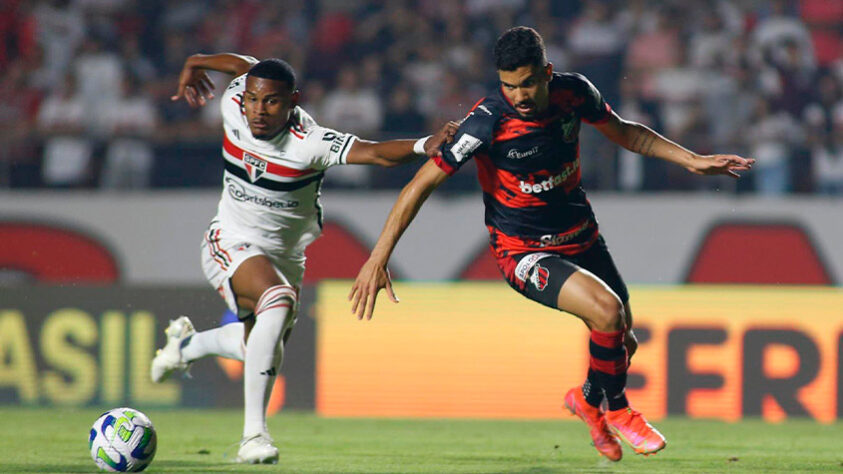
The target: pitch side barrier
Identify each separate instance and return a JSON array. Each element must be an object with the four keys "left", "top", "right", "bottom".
[
  {"left": 316, "top": 282, "right": 843, "bottom": 423},
  {"left": 1, "top": 283, "right": 841, "bottom": 423},
  {"left": 0, "top": 286, "right": 316, "bottom": 412}
]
